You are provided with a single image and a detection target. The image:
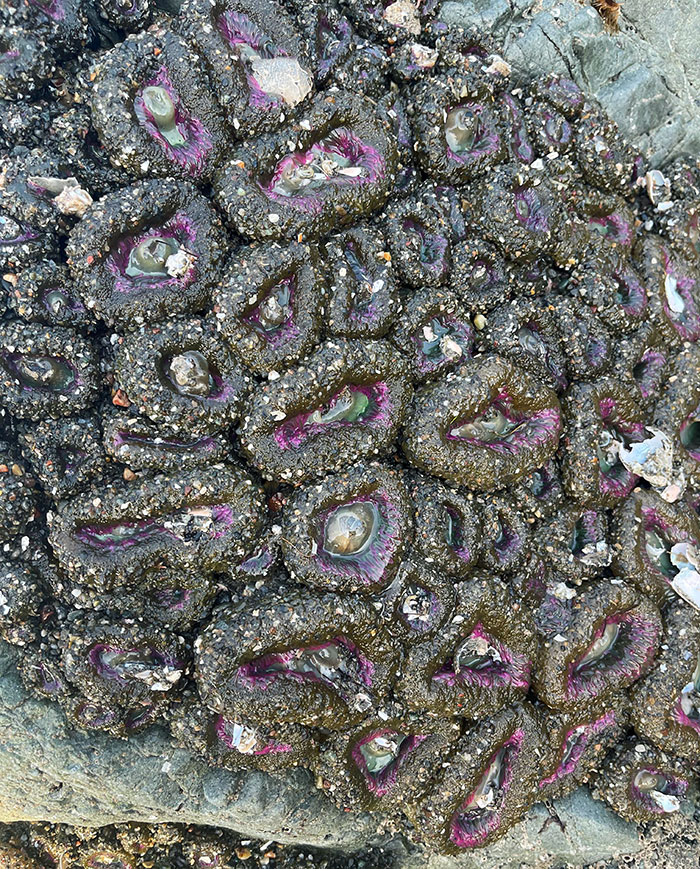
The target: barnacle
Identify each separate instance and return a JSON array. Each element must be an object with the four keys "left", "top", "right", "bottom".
[
  {"left": 67, "top": 178, "right": 226, "bottom": 329},
  {"left": 398, "top": 576, "right": 537, "bottom": 718},
  {"left": 194, "top": 587, "right": 399, "bottom": 728},
  {"left": 533, "top": 578, "right": 662, "bottom": 712},
  {"left": 280, "top": 462, "right": 412, "bottom": 594},
  {"left": 401, "top": 355, "right": 562, "bottom": 490}
]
